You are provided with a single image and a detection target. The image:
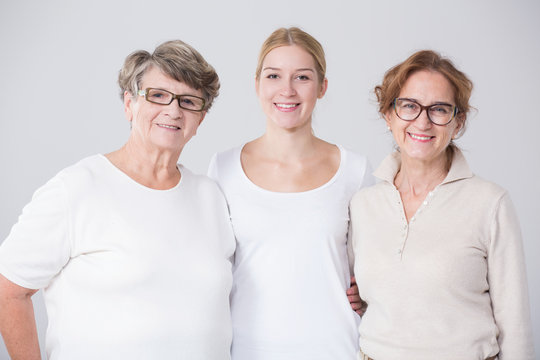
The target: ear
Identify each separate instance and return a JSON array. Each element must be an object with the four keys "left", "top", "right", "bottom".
[
  {"left": 383, "top": 110, "right": 392, "bottom": 128},
  {"left": 123, "top": 91, "right": 134, "bottom": 122},
  {"left": 453, "top": 113, "right": 466, "bottom": 138},
  {"left": 318, "top": 78, "right": 328, "bottom": 99}
]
